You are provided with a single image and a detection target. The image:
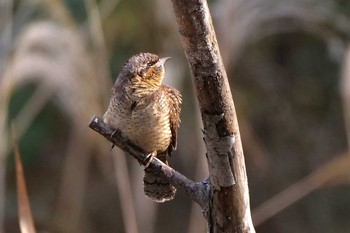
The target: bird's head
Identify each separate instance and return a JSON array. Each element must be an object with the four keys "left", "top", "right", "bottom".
[{"left": 114, "top": 53, "right": 170, "bottom": 95}]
